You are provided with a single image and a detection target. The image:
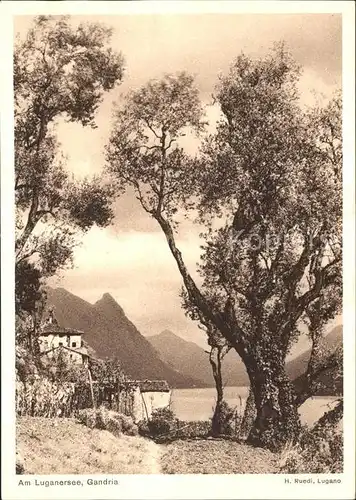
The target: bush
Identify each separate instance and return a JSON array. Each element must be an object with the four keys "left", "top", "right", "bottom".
[
  {"left": 103, "top": 414, "right": 122, "bottom": 439},
  {"left": 215, "top": 401, "right": 242, "bottom": 436},
  {"left": 138, "top": 407, "right": 211, "bottom": 442},
  {"left": 146, "top": 407, "right": 178, "bottom": 438},
  {"left": 77, "top": 406, "right": 138, "bottom": 438},
  {"left": 77, "top": 408, "right": 99, "bottom": 429},
  {"left": 120, "top": 414, "right": 139, "bottom": 436},
  {"left": 175, "top": 420, "right": 211, "bottom": 439},
  {"left": 279, "top": 424, "right": 343, "bottom": 474}
]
